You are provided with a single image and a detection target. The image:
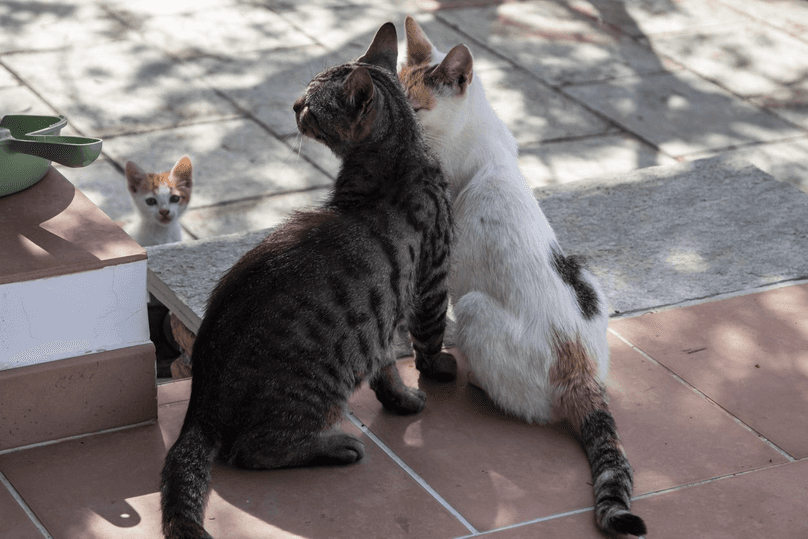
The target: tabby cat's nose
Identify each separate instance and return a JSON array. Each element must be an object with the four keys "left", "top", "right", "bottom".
[{"left": 293, "top": 97, "right": 305, "bottom": 114}]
